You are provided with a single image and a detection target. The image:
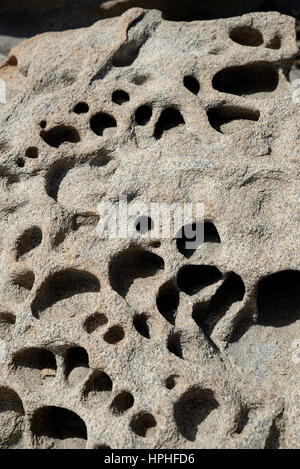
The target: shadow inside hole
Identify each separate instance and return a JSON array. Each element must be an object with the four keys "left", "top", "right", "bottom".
[
  {"left": 257, "top": 270, "right": 300, "bottom": 327},
  {"left": 109, "top": 248, "right": 164, "bottom": 298},
  {"left": 229, "top": 26, "right": 264, "bottom": 47},
  {"left": 177, "top": 265, "right": 222, "bottom": 296},
  {"left": 133, "top": 313, "right": 150, "bottom": 339},
  {"left": 40, "top": 125, "right": 80, "bottom": 148},
  {"left": 130, "top": 412, "right": 157, "bottom": 438},
  {"left": 183, "top": 75, "right": 200, "bottom": 94},
  {"left": 207, "top": 106, "right": 260, "bottom": 133},
  {"left": 167, "top": 331, "right": 183, "bottom": 359},
  {"left": 83, "top": 312, "right": 108, "bottom": 334},
  {"left": 212, "top": 62, "right": 279, "bottom": 96},
  {"left": 154, "top": 108, "right": 185, "bottom": 139},
  {"left": 16, "top": 226, "right": 42, "bottom": 261},
  {"left": 174, "top": 387, "right": 219, "bottom": 441},
  {"left": 30, "top": 406, "right": 87, "bottom": 447},
  {"left": 192, "top": 272, "right": 245, "bottom": 336},
  {"left": 156, "top": 281, "right": 179, "bottom": 325},
  {"left": 110, "top": 391, "right": 134, "bottom": 415},
  {"left": 90, "top": 112, "right": 117, "bottom": 136},
  {"left": 135, "top": 105, "right": 152, "bottom": 125},
  {"left": 112, "top": 89, "right": 130, "bottom": 105}
]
